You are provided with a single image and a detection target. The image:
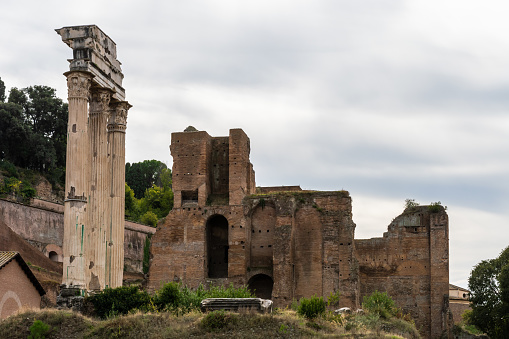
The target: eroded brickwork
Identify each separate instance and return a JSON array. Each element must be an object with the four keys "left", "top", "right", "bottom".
[{"left": 148, "top": 127, "right": 450, "bottom": 338}]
